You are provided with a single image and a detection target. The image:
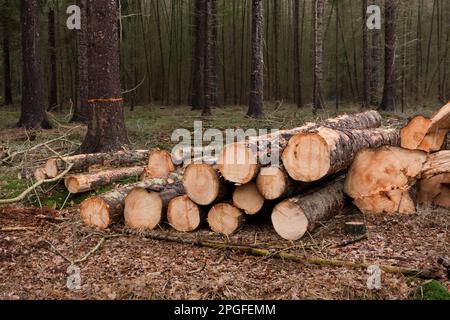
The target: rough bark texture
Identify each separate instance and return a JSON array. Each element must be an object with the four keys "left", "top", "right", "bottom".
[
  {"left": 232, "top": 182, "right": 265, "bottom": 215},
  {"left": 282, "top": 127, "right": 400, "bottom": 182},
  {"left": 47, "top": 6, "right": 58, "bottom": 112},
  {"left": 345, "top": 146, "right": 427, "bottom": 214},
  {"left": 45, "top": 150, "right": 149, "bottom": 178},
  {"left": 2, "top": 0, "right": 13, "bottom": 105},
  {"left": 418, "top": 151, "right": 450, "bottom": 208},
  {"left": 167, "top": 195, "right": 203, "bottom": 232},
  {"left": 79, "top": 0, "right": 130, "bottom": 153},
  {"left": 65, "top": 166, "right": 144, "bottom": 194},
  {"left": 247, "top": 0, "right": 264, "bottom": 118},
  {"left": 17, "top": 0, "right": 50, "bottom": 129},
  {"left": 80, "top": 179, "right": 170, "bottom": 229},
  {"left": 218, "top": 111, "right": 382, "bottom": 184},
  {"left": 271, "top": 179, "right": 345, "bottom": 241},
  {"left": 379, "top": 0, "right": 397, "bottom": 111},
  {"left": 71, "top": 0, "right": 89, "bottom": 123},
  {"left": 208, "top": 203, "right": 244, "bottom": 236},
  {"left": 313, "top": 0, "right": 325, "bottom": 113}
]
